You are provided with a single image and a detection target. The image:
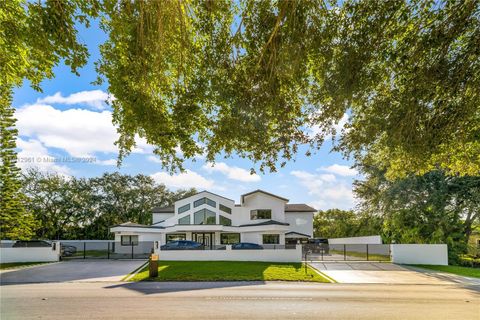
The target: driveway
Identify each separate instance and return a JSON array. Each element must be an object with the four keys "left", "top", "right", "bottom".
[
  {"left": 309, "top": 262, "right": 480, "bottom": 285},
  {"left": 0, "top": 260, "right": 146, "bottom": 284}
]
